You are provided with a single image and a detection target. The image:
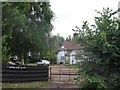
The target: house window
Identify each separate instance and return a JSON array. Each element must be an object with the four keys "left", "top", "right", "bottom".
[{"left": 61, "top": 56, "right": 65, "bottom": 60}]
